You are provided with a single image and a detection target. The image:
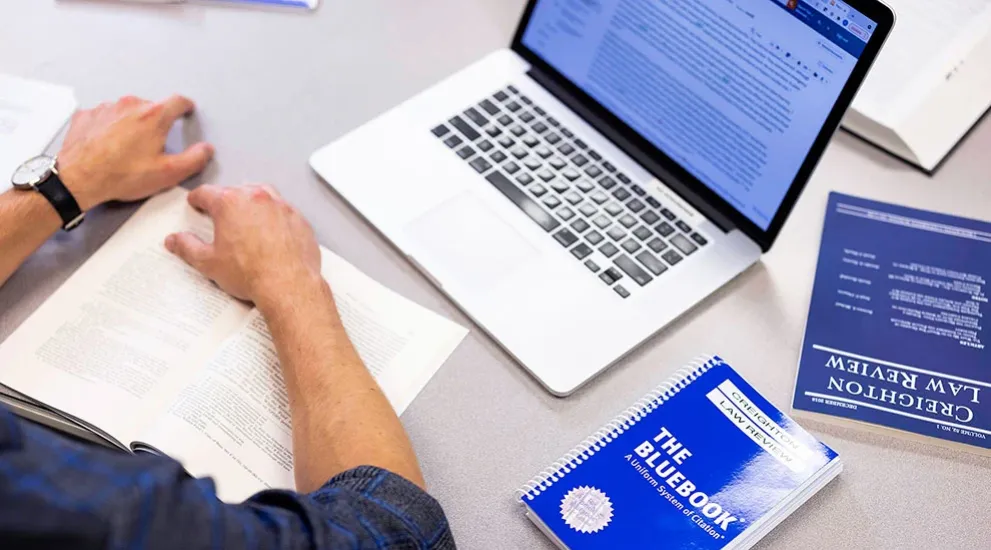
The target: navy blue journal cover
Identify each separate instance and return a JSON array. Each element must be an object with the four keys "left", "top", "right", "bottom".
[
  {"left": 793, "top": 193, "right": 990, "bottom": 450},
  {"left": 519, "top": 357, "right": 840, "bottom": 549}
]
